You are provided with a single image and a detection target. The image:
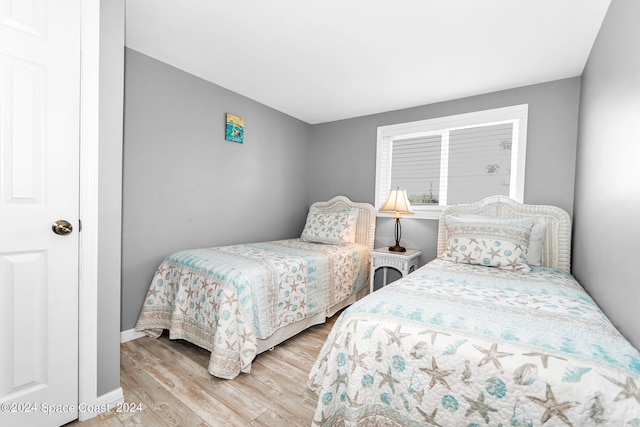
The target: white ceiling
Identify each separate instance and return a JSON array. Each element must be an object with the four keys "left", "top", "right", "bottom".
[{"left": 125, "top": 0, "right": 611, "bottom": 124}]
